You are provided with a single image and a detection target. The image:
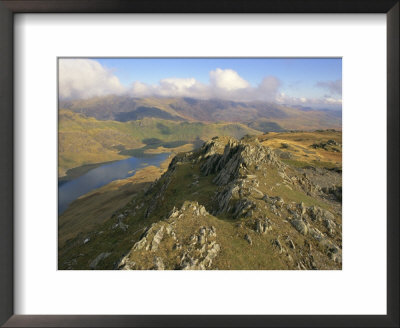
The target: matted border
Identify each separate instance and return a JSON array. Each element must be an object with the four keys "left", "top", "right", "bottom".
[{"left": 0, "top": 1, "right": 398, "bottom": 327}]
